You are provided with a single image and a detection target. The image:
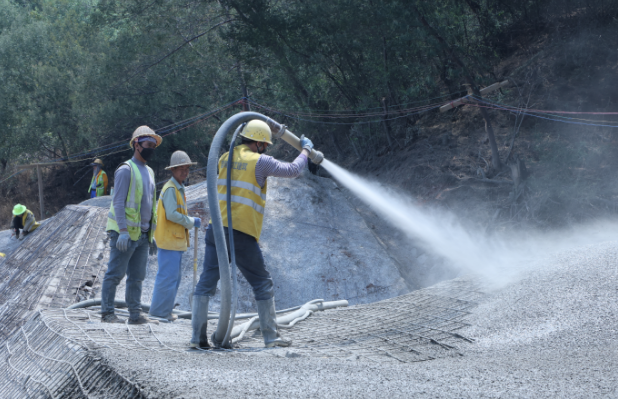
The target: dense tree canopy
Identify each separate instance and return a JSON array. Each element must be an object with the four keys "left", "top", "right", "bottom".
[{"left": 0, "top": 0, "right": 615, "bottom": 180}]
